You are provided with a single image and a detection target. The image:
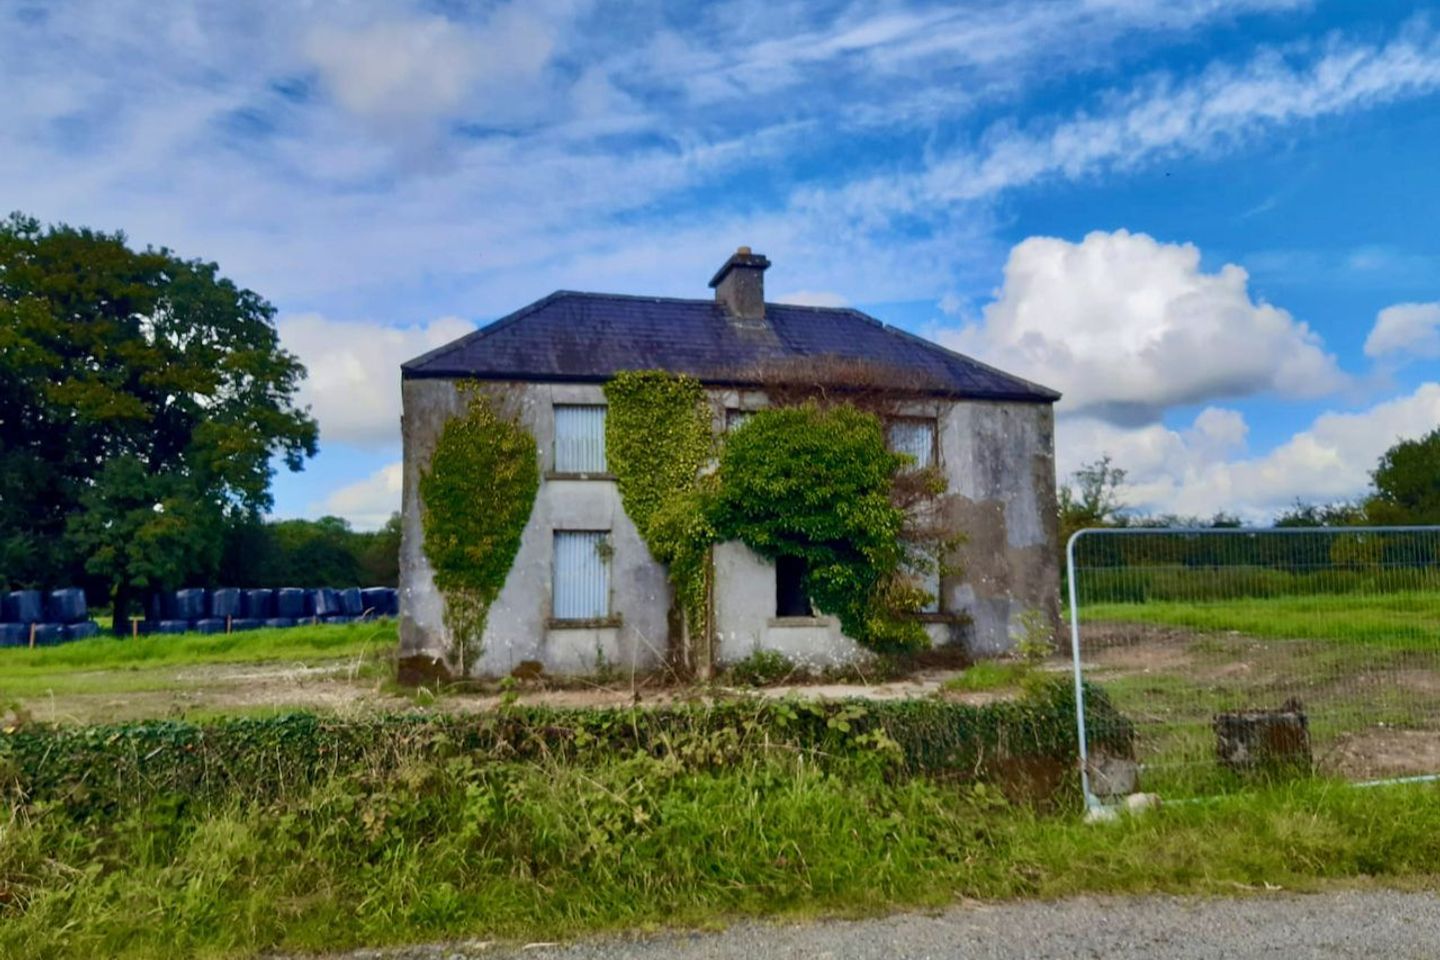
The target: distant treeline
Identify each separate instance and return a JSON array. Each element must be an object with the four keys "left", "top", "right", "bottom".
[{"left": 1, "top": 514, "right": 400, "bottom": 603}]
